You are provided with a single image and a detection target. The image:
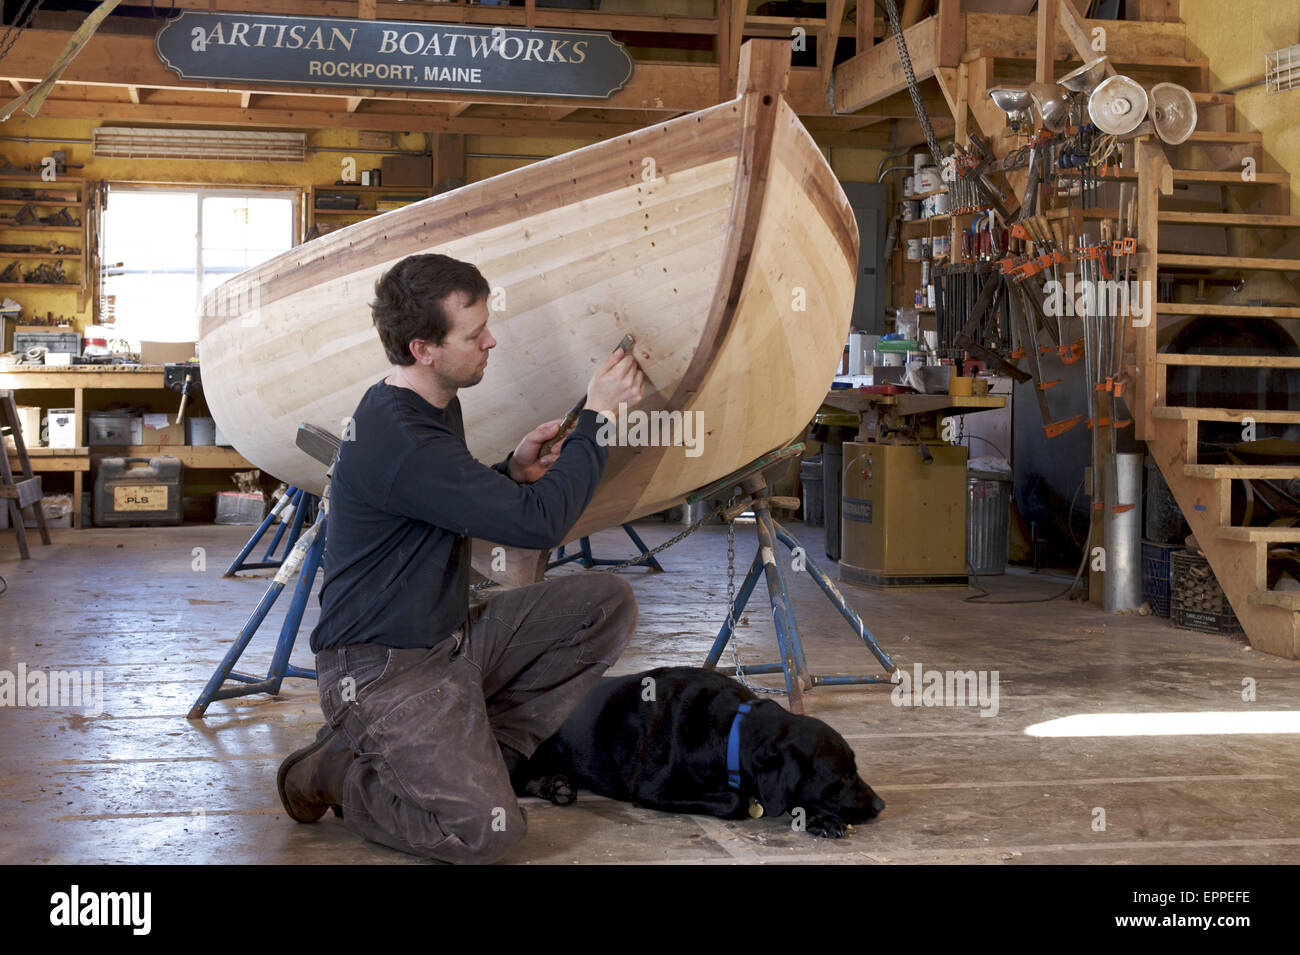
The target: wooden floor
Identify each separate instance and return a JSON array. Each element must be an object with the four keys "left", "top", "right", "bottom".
[{"left": 2, "top": 520, "right": 1299, "bottom": 865}]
